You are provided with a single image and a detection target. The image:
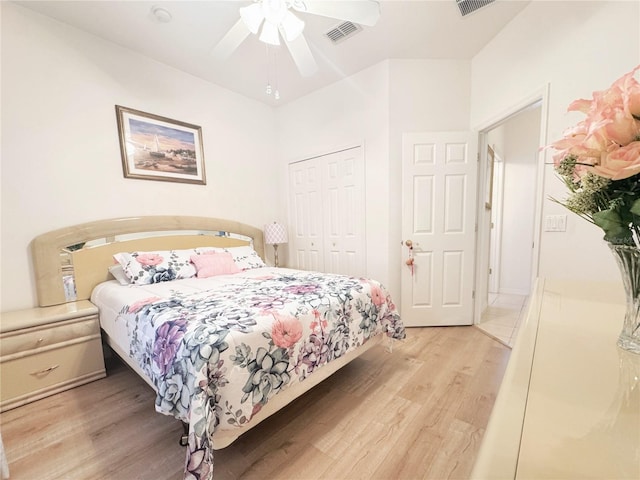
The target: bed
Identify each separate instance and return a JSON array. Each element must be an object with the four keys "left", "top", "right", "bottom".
[{"left": 30, "top": 216, "right": 406, "bottom": 480}]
